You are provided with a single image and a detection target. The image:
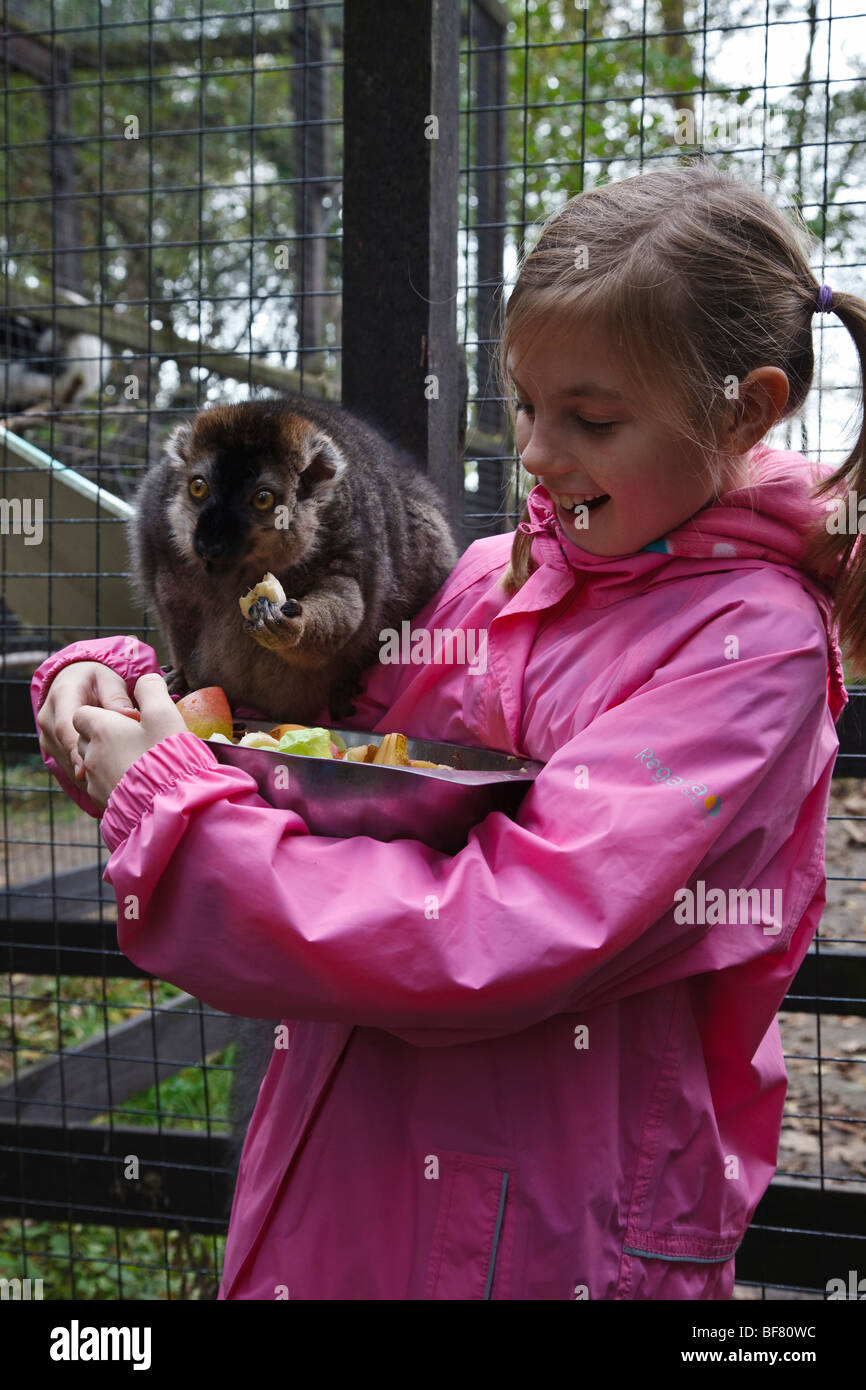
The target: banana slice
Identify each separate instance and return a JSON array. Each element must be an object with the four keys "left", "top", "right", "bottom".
[
  {"left": 239, "top": 572, "right": 288, "bottom": 619},
  {"left": 345, "top": 743, "right": 378, "bottom": 763},
  {"left": 237, "top": 732, "right": 282, "bottom": 749}
]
